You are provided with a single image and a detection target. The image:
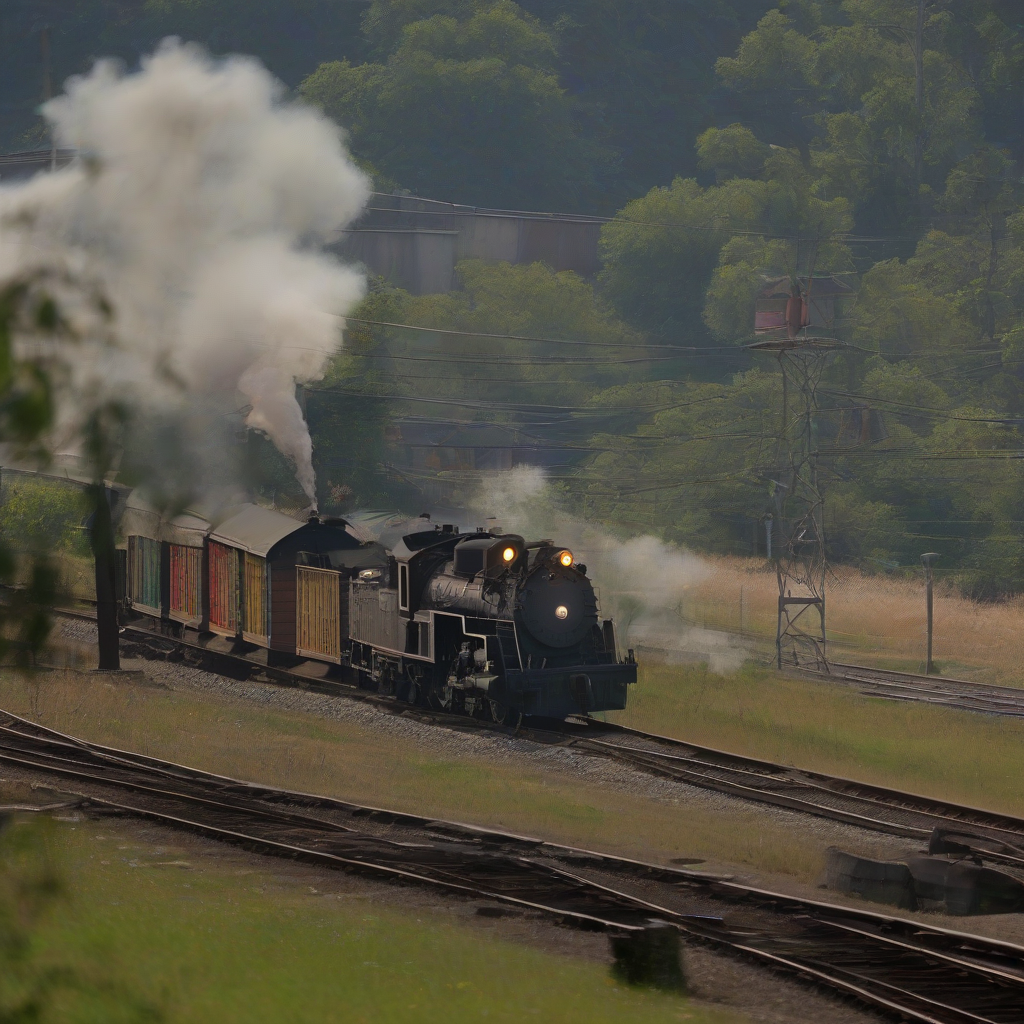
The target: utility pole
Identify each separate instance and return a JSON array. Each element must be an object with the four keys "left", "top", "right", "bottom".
[
  {"left": 751, "top": 263, "right": 847, "bottom": 672},
  {"left": 921, "top": 552, "right": 939, "bottom": 674},
  {"left": 751, "top": 334, "right": 838, "bottom": 671}
]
